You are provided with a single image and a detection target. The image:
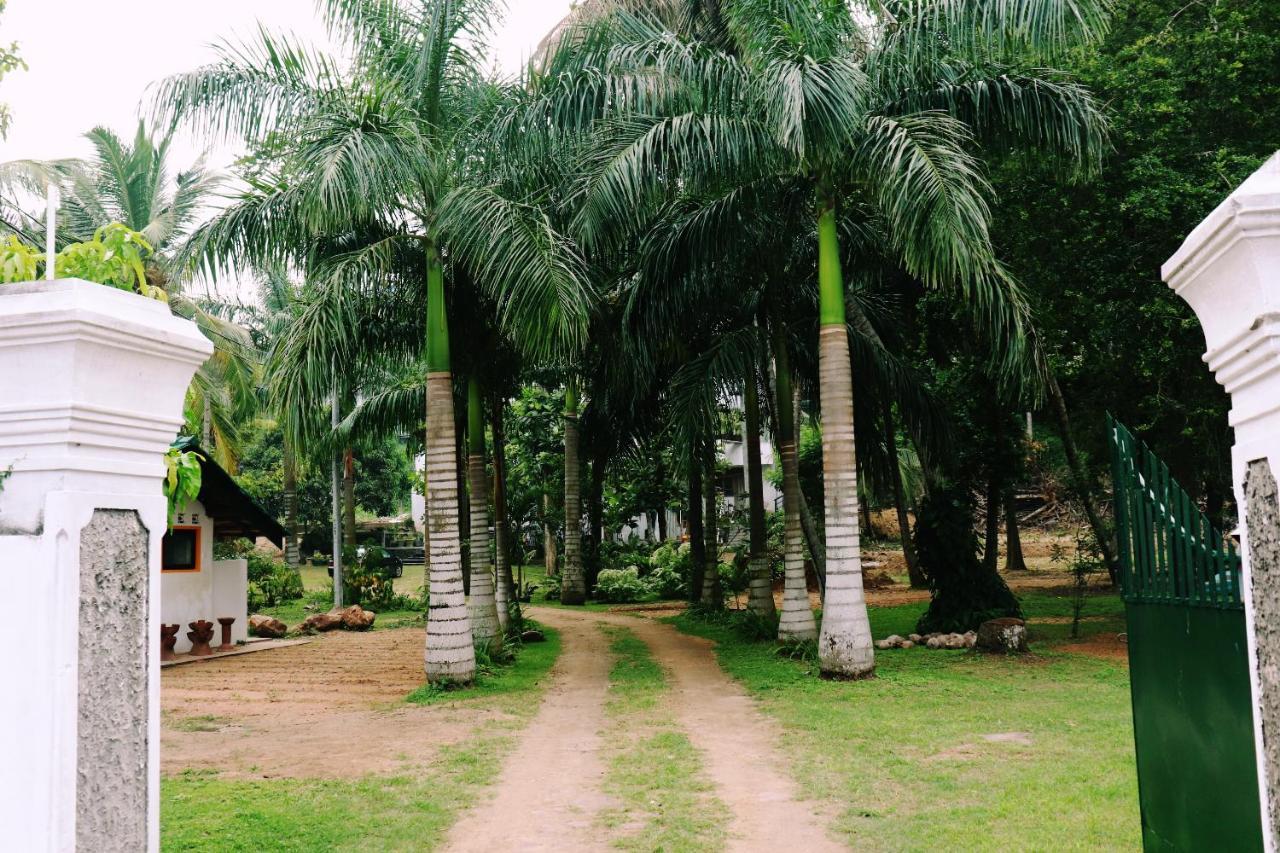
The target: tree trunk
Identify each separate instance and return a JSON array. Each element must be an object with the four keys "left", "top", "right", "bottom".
[
  {"left": 202, "top": 397, "right": 213, "bottom": 448},
  {"left": 465, "top": 378, "right": 502, "bottom": 649},
  {"left": 814, "top": 202, "right": 875, "bottom": 677},
  {"left": 282, "top": 435, "right": 300, "bottom": 569},
  {"left": 1005, "top": 490, "right": 1028, "bottom": 572},
  {"left": 587, "top": 442, "right": 606, "bottom": 590},
  {"left": 984, "top": 466, "right": 1001, "bottom": 573},
  {"left": 491, "top": 399, "right": 512, "bottom": 630},
  {"left": 700, "top": 435, "right": 721, "bottom": 607},
  {"left": 342, "top": 447, "right": 357, "bottom": 547},
  {"left": 687, "top": 440, "right": 705, "bottom": 603},
  {"left": 744, "top": 371, "right": 776, "bottom": 617},
  {"left": 423, "top": 249, "right": 475, "bottom": 684},
  {"left": 773, "top": 324, "right": 818, "bottom": 641},
  {"left": 1047, "top": 373, "right": 1119, "bottom": 583},
  {"left": 561, "top": 380, "right": 587, "bottom": 605},
  {"left": 798, "top": 487, "right": 827, "bottom": 595},
  {"left": 542, "top": 494, "right": 558, "bottom": 578},
  {"left": 882, "top": 398, "right": 923, "bottom": 587},
  {"left": 657, "top": 505, "right": 669, "bottom": 541}
]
